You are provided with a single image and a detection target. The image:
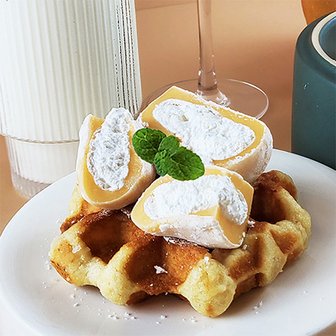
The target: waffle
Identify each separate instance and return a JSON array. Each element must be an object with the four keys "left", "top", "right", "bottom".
[{"left": 49, "top": 170, "right": 311, "bottom": 317}]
